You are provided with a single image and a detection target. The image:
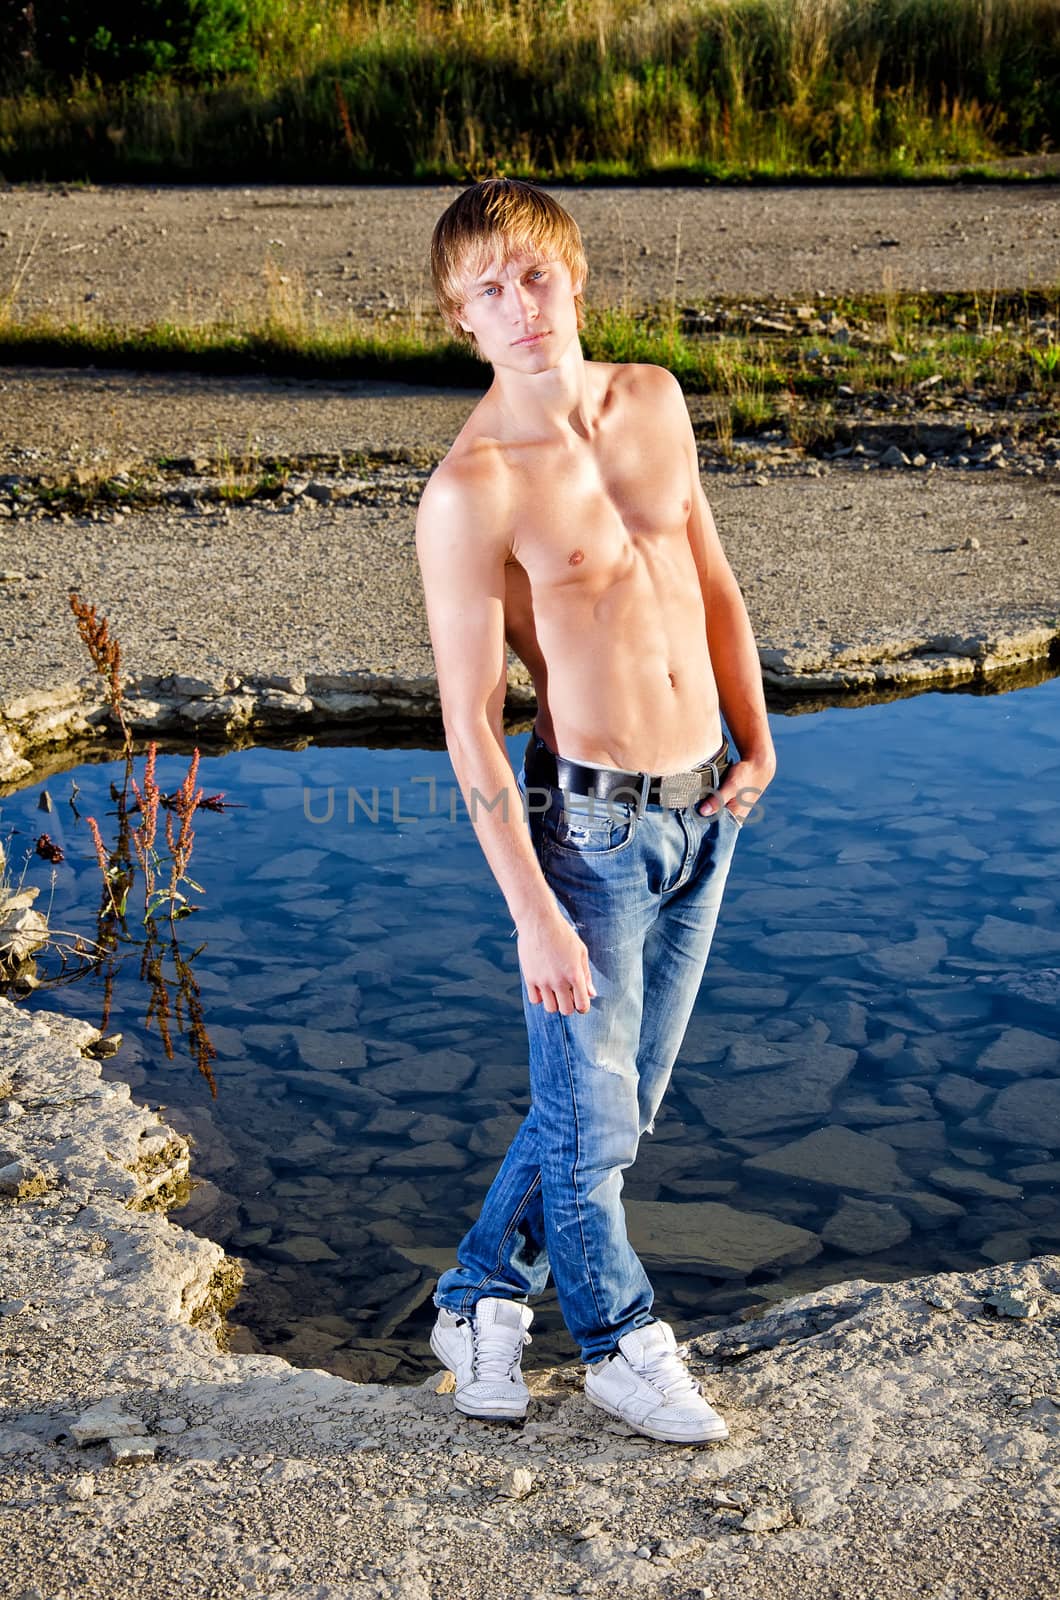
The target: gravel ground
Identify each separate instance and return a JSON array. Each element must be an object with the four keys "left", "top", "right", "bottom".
[
  {"left": 2, "top": 182, "right": 1058, "bottom": 326},
  {"left": 1, "top": 392, "right": 1058, "bottom": 721}
]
